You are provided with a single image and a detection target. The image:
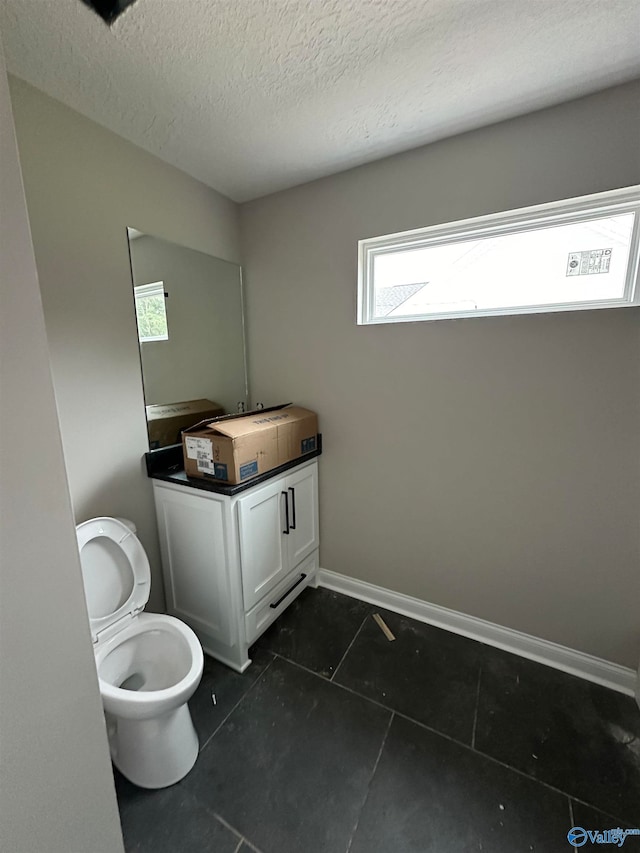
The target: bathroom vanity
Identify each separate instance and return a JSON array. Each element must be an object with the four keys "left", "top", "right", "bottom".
[
  {"left": 149, "top": 453, "right": 320, "bottom": 671},
  {"left": 131, "top": 231, "right": 320, "bottom": 672}
]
